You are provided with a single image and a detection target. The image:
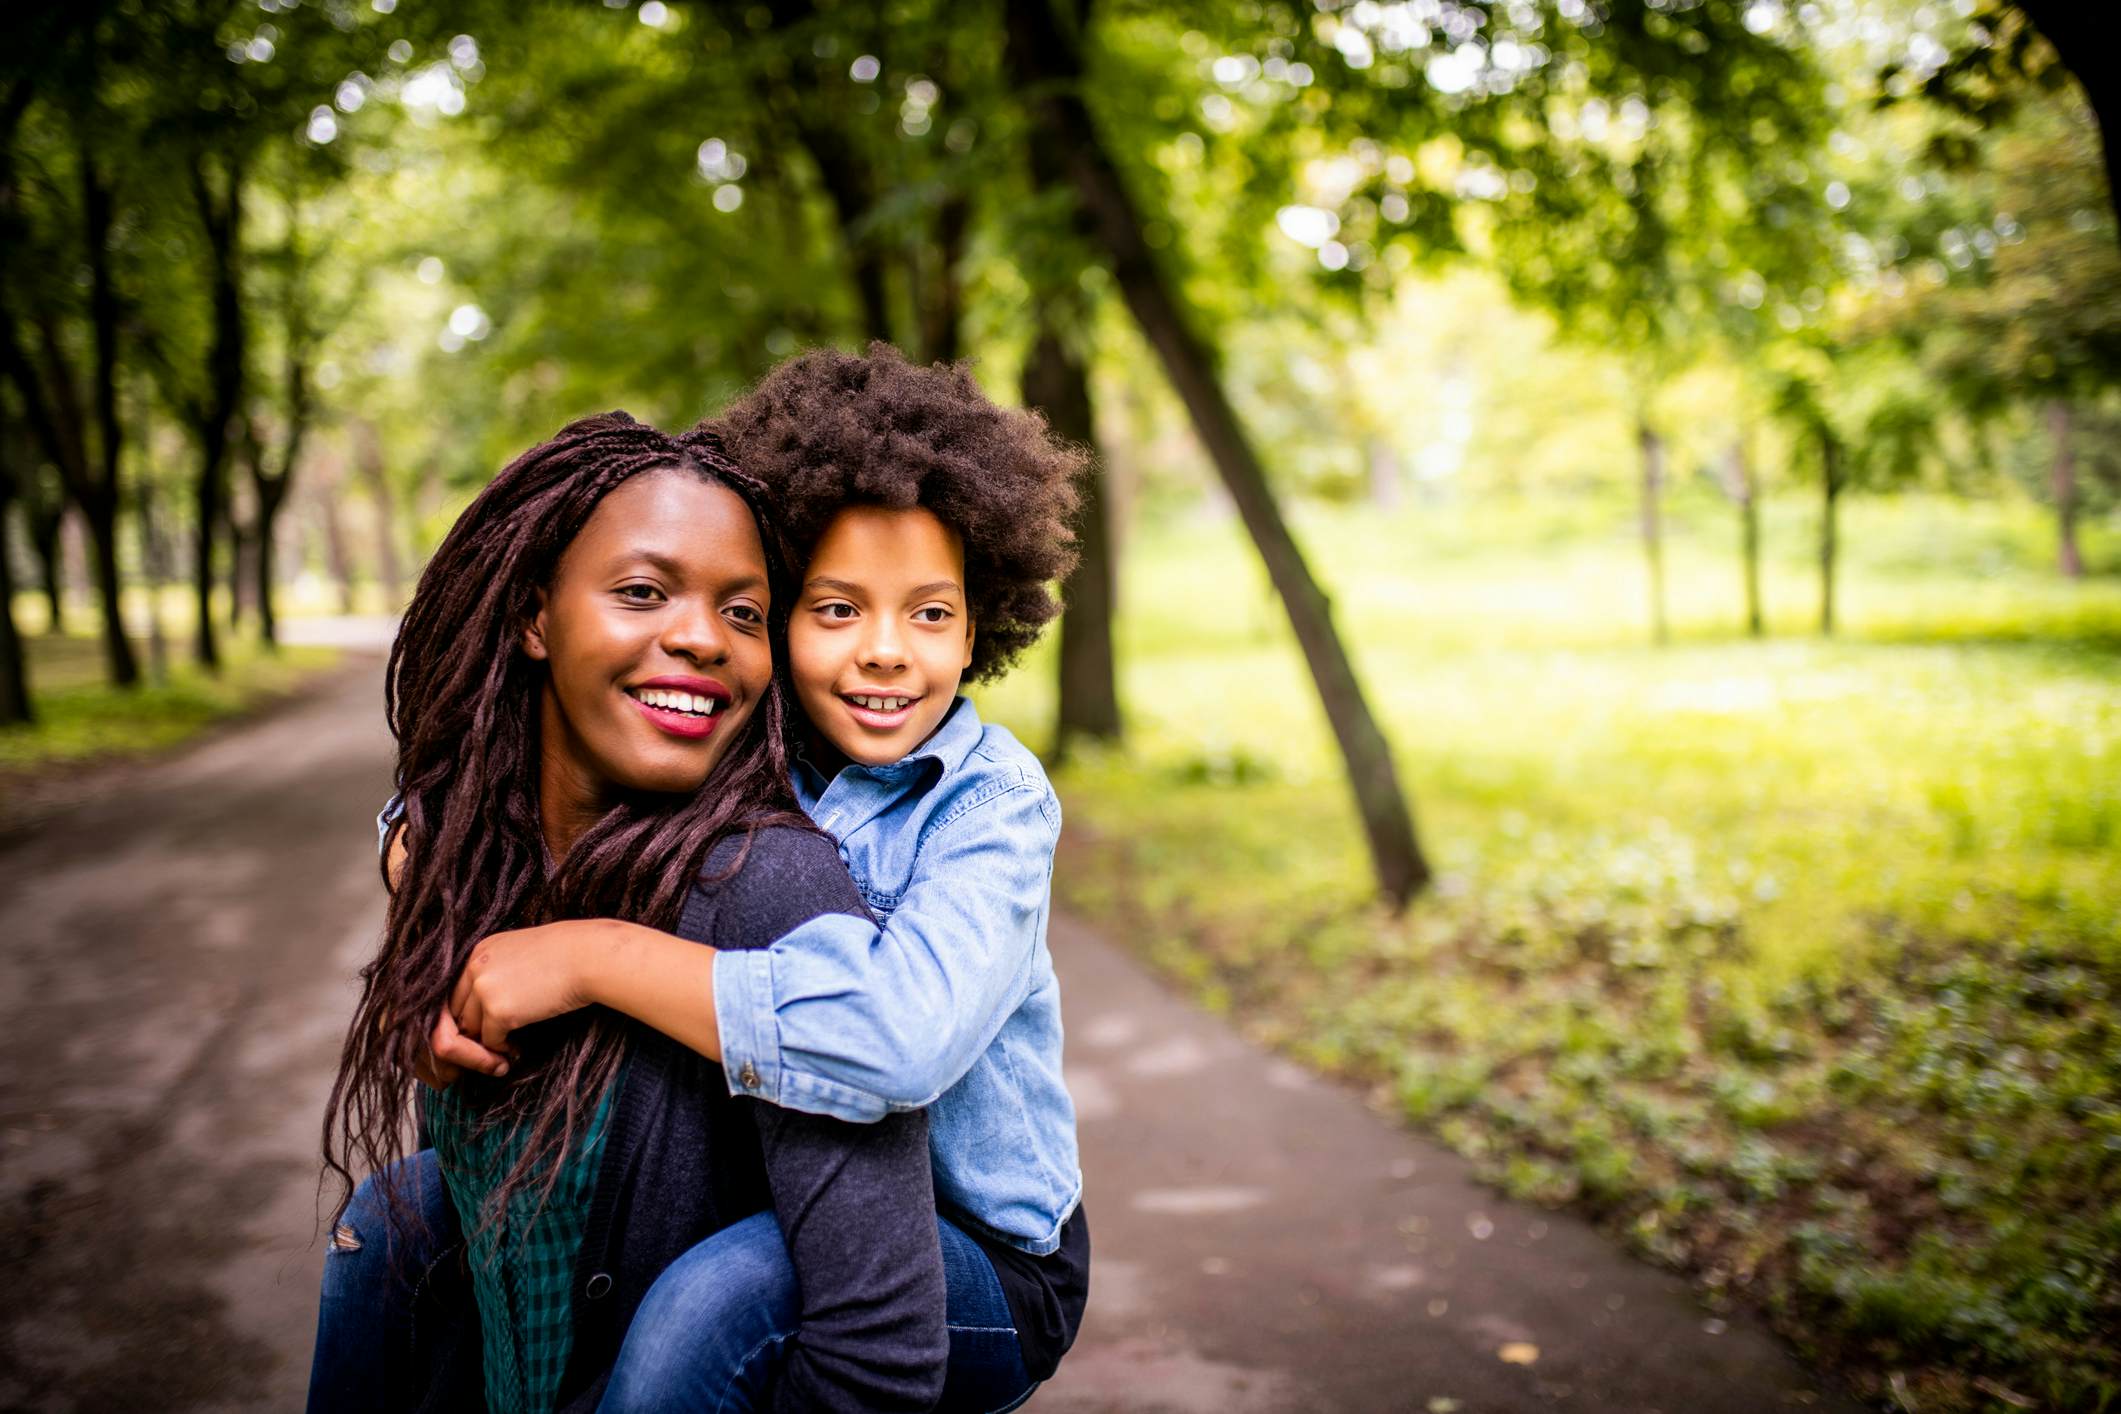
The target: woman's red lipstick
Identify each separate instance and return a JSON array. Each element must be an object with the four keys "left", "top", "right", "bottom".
[{"left": 626, "top": 675, "right": 732, "bottom": 740}]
